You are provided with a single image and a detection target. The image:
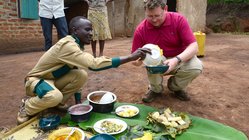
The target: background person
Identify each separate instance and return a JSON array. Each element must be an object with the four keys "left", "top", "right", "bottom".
[
  {"left": 87, "top": 0, "right": 113, "bottom": 57},
  {"left": 131, "top": 0, "right": 203, "bottom": 103},
  {"left": 17, "top": 16, "right": 150, "bottom": 124},
  {"left": 39, "top": 0, "right": 69, "bottom": 51}
]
